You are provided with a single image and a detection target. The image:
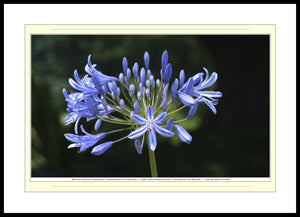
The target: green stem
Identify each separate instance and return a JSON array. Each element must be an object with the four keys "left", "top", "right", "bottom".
[
  {"left": 166, "top": 105, "right": 186, "bottom": 116},
  {"left": 98, "top": 116, "right": 132, "bottom": 125},
  {"left": 106, "top": 127, "right": 132, "bottom": 135},
  {"left": 147, "top": 142, "right": 158, "bottom": 177},
  {"left": 173, "top": 118, "right": 188, "bottom": 124}
]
